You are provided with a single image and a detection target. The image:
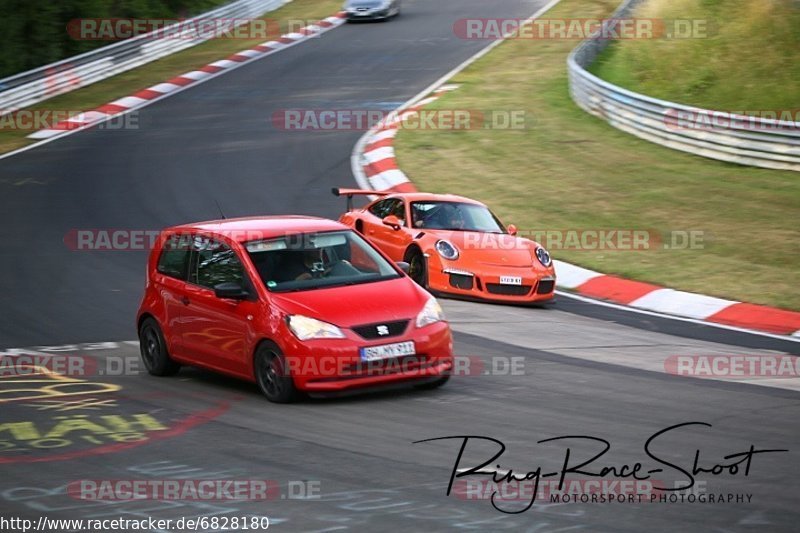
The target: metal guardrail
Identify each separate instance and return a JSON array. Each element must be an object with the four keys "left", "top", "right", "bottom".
[
  {"left": 0, "top": 0, "right": 288, "bottom": 115},
  {"left": 567, "top": 0, "right": 800, "bottom": 172}
]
